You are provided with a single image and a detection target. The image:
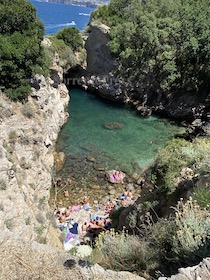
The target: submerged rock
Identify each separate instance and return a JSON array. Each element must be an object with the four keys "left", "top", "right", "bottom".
[
  {"left": 103, "top": 122, "right": 124, "bottom": 130},
  {"left": 86, "top": 155, "right": 96, "bottom": 162},
  {"left": 94, "top": 165, "right": 105, "bottom": 171}
]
